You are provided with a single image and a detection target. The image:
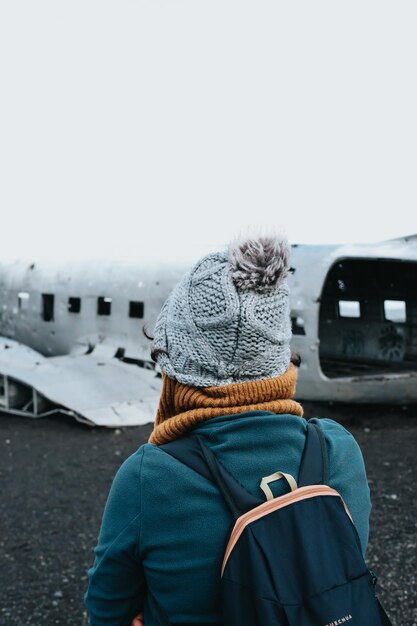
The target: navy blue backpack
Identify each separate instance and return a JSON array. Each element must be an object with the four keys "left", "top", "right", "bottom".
[{"left": 151, "top": 420, "right": 392, "bottom": 626}]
